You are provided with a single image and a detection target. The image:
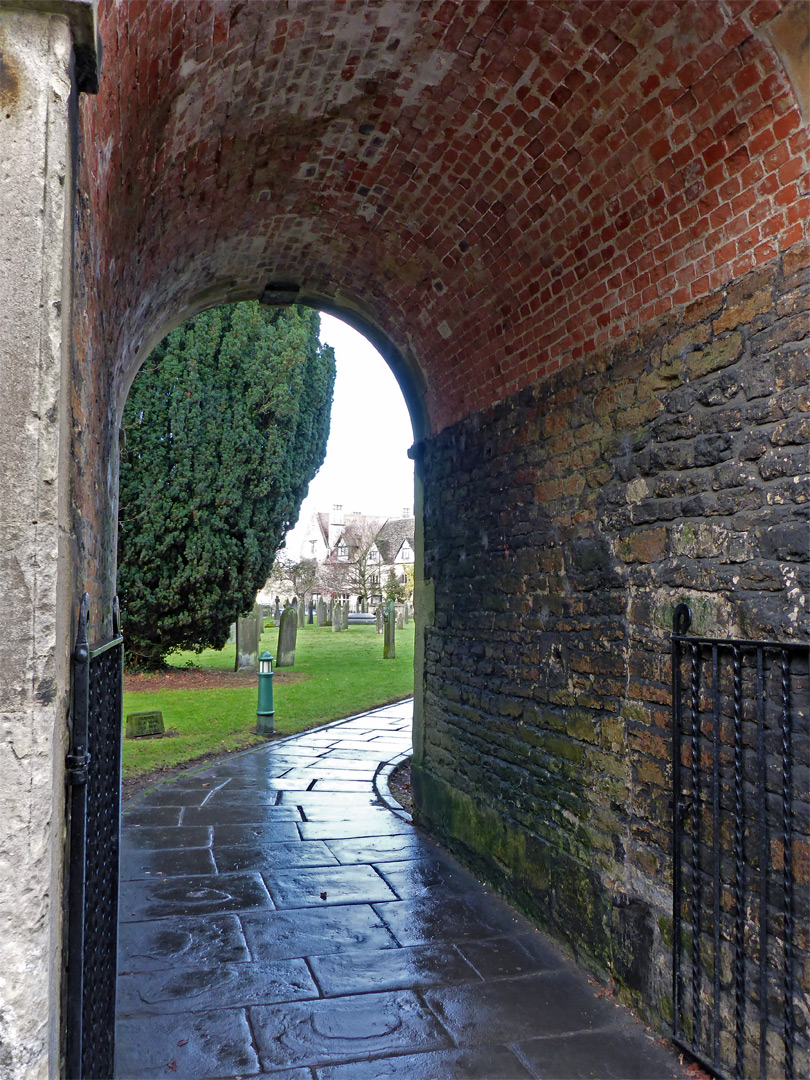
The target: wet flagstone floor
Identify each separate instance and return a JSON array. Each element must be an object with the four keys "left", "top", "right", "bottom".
[{"left": 116, "top": 701, "right": 686, "bottom": 1079}]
